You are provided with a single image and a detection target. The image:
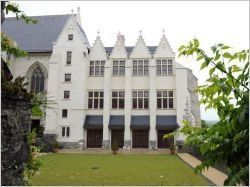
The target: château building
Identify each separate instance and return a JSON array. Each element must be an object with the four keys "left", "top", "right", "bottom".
[{"left": 2, "top": 8, "right": 200, "bottom": 149}]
